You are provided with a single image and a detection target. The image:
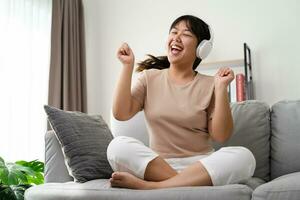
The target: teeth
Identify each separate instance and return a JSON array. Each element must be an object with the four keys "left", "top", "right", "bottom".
[{"left": 171, "top": 45, "right": 182, "bottom": 51}]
